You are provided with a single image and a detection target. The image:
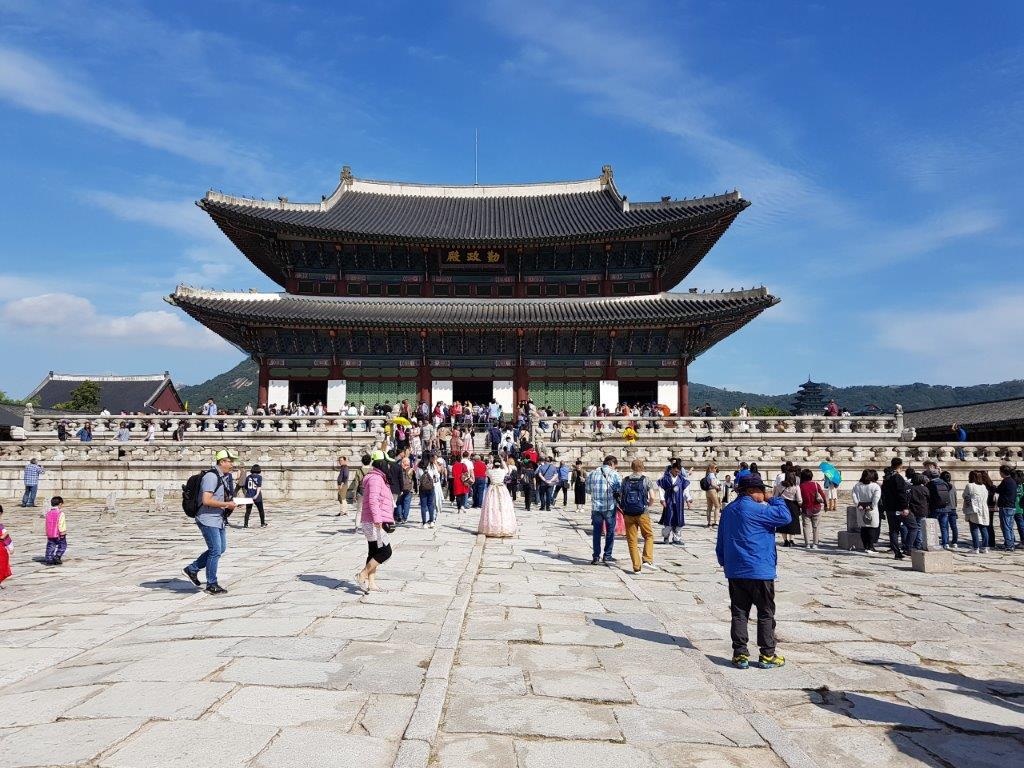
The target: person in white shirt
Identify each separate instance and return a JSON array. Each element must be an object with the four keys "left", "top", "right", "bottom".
[
  {"left": 851, "top": 469, "right": 882, "bottom": 552},
  {"left": 145, "top": 422, "right": 156, "bottom": 443}
]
